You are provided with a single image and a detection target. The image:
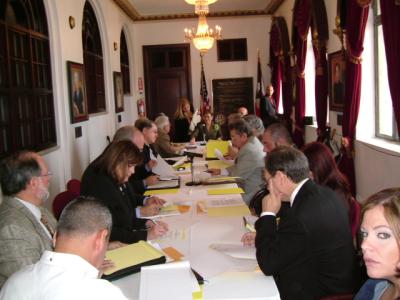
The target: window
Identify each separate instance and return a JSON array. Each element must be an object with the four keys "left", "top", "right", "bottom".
[
  {"left": 217, "top": 38, "right": 247, "bottom": 62},
  {"left": 305, "top": 30, "right": 316, "bottom": 119},
  {"left": 0, "top": 0, "right": 56, "bottom": 159},
  {"left": 82, "top": 2, "right": 105, "bottom": 114},
  {"left": 374, "top": 1, "right": 399, "bottom": 141},
  {"left": 120, "top": 31, "right": 130, "bottom": 94}
]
